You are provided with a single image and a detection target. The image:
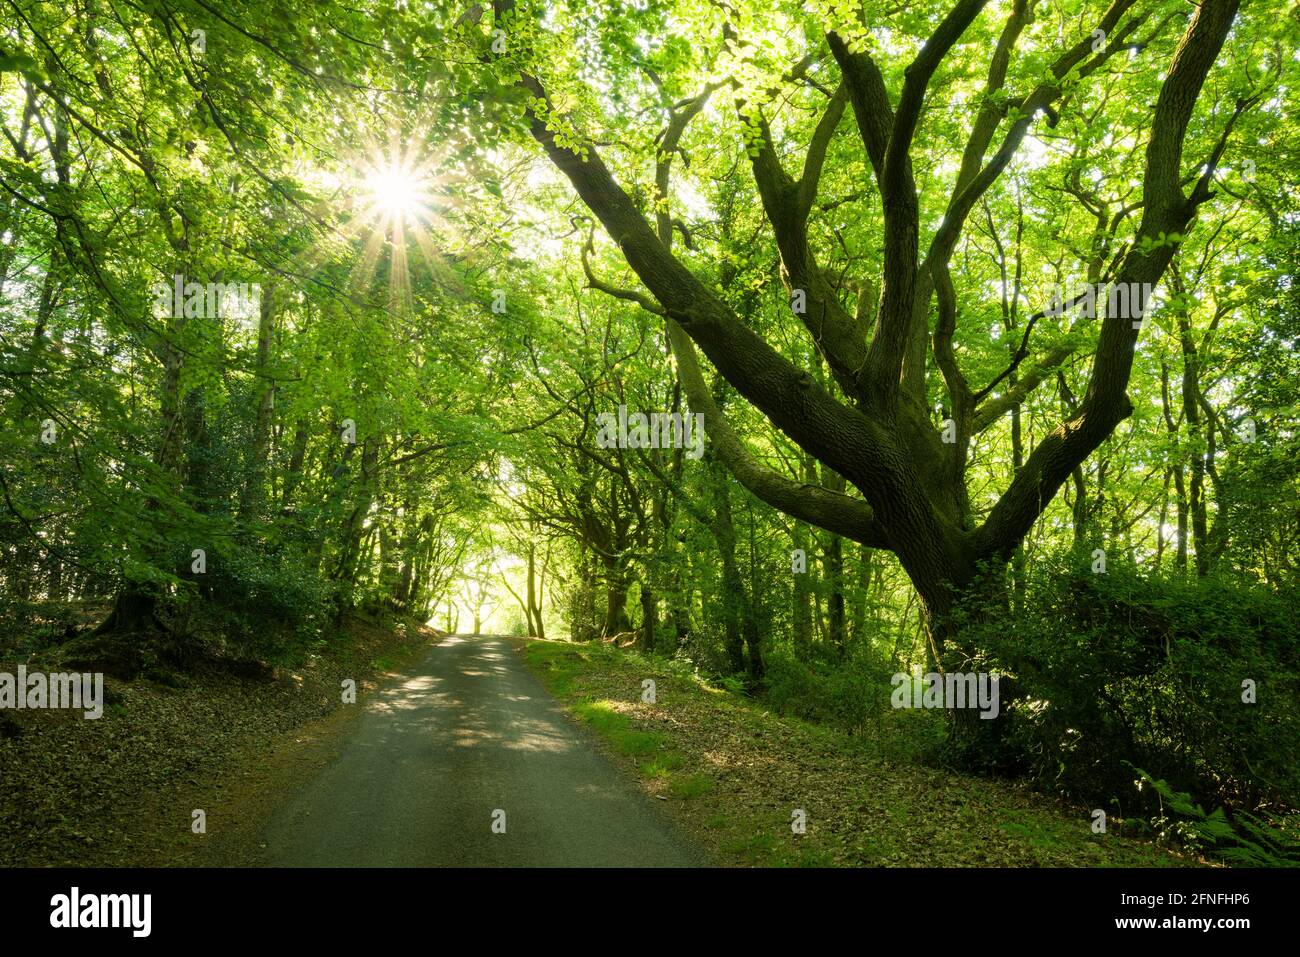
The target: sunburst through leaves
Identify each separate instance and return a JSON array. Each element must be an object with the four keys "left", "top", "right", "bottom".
[{"left": 347, "top": 137, "right": 453, "bottom": 314}]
